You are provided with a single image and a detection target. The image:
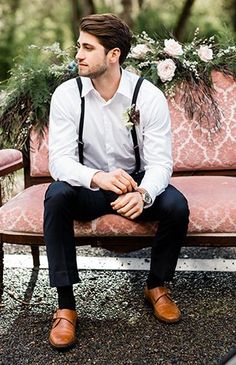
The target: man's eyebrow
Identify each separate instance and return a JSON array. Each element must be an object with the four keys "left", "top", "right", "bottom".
[{"left": 76, "top": 41, "right": 94, "bottom": 48}]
